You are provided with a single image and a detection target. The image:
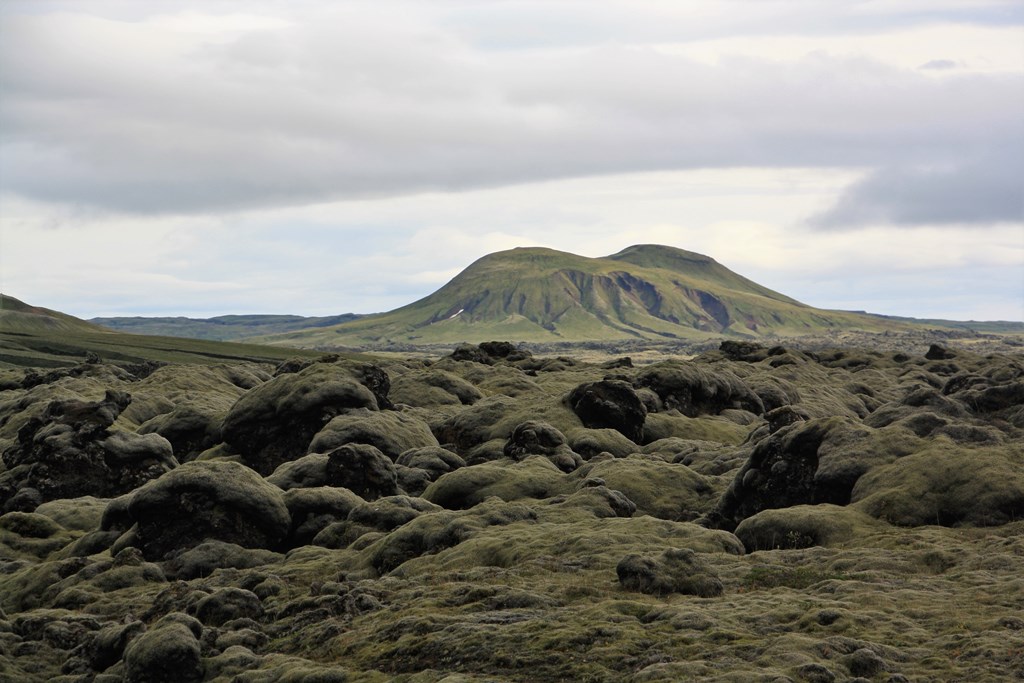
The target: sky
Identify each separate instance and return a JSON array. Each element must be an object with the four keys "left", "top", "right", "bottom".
[{"left": 1, "top": 0, "right": 1022, "bottom": 321}]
